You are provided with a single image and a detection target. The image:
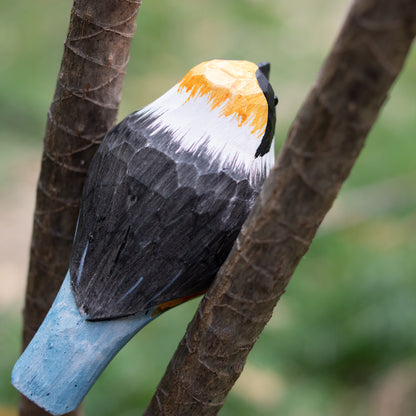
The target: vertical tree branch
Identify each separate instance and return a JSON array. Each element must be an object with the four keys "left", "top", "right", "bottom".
[
  {"left": 20, "top": 1, "right": 141, "bottom": 415},
  {"left": 144, "top": 0, "right": 416, "bottom": 415}
]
